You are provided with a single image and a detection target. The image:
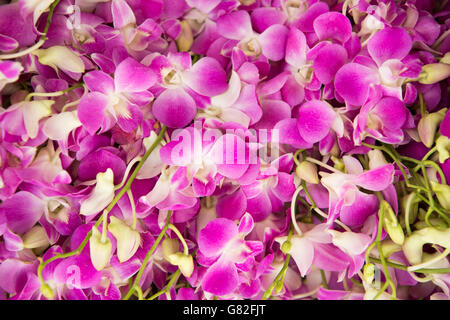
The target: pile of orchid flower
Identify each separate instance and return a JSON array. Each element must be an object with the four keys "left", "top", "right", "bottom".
[{"left": 0, "top": 0, "right": 449, "bottom": 301}]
